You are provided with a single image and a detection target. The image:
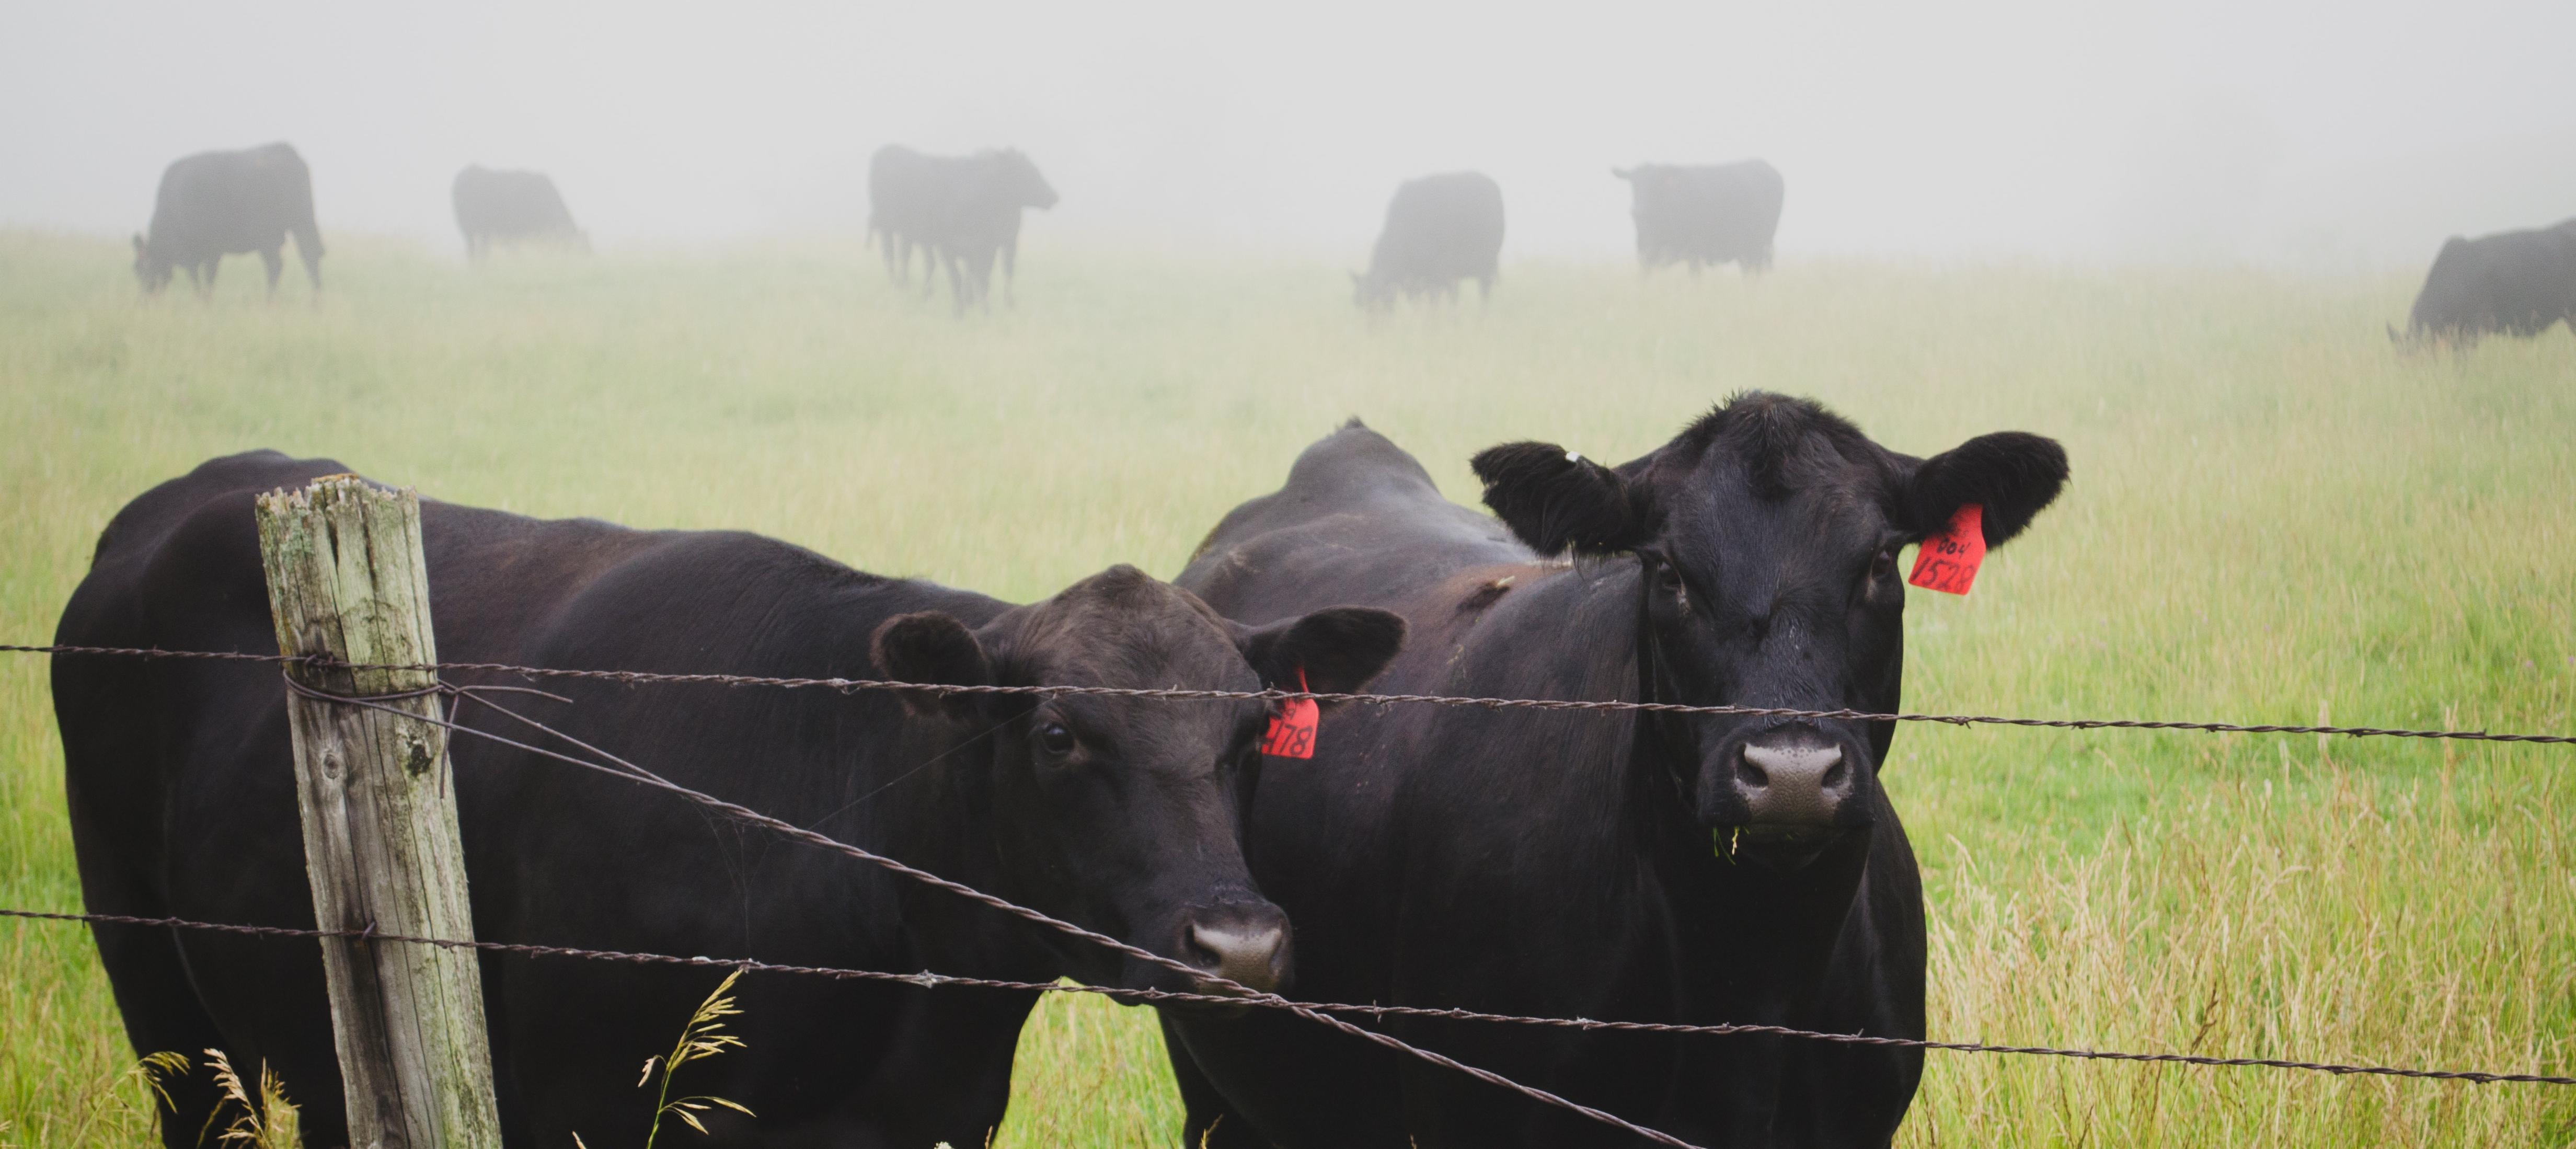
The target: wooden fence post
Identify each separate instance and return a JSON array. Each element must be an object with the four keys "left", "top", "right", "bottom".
[{"left": 257, "top": 475, "right": 503, "bottom": 1149}]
